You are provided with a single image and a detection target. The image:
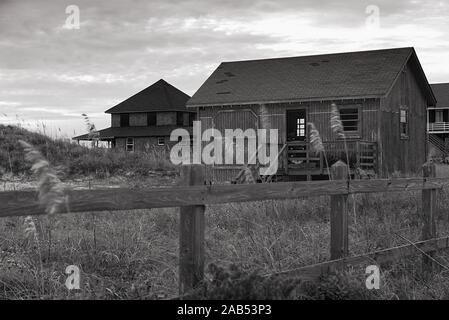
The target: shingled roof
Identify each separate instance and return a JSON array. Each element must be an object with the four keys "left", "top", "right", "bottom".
[
  {"left": 431, "top": 83, "right": 449, "bottom": 108},
  {"left": 105, "top": 79, "right": 191, "bottom": 113},
  {"left": 187, "top": 47, "right": 435, "bottom": 107},
  {"left": 73, "top": 125, "right": 192, "bottom": 140}
]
